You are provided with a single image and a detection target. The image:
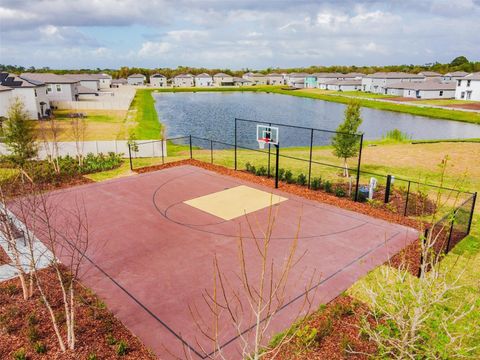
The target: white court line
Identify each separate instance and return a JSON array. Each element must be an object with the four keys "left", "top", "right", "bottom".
[{"left": 0, "top": 204, "right": 54, "bottom": 282}]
